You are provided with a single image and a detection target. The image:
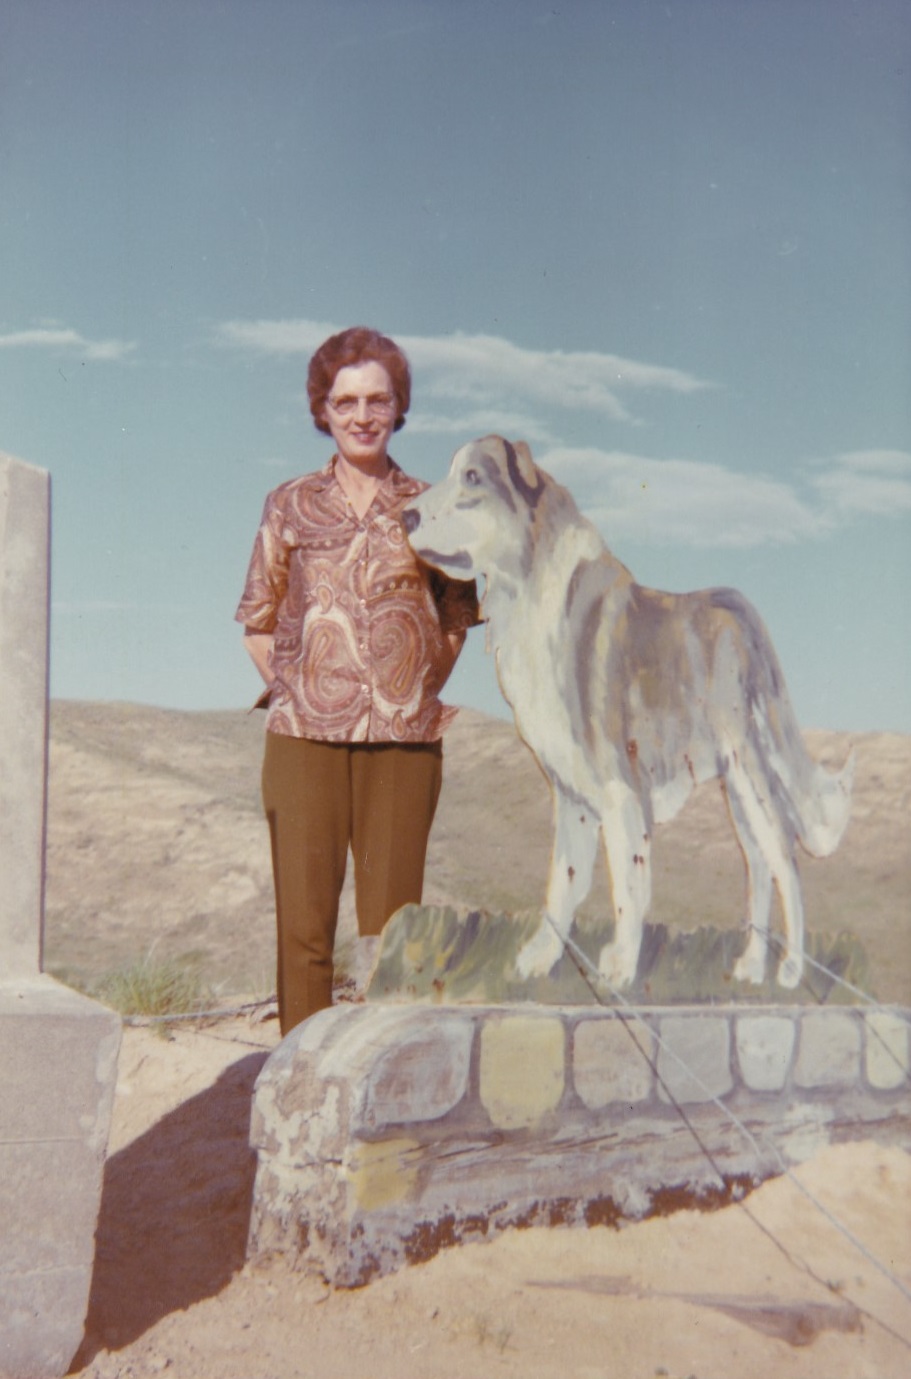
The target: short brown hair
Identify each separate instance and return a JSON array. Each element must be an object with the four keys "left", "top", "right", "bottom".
[{"left": 307, "top": 327, "right": 412, "bottom": 434}]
